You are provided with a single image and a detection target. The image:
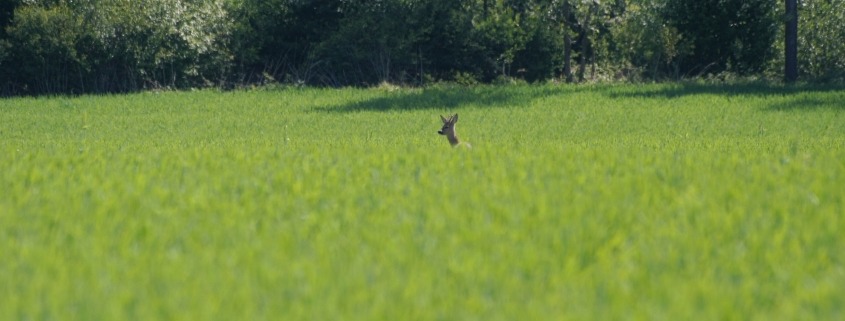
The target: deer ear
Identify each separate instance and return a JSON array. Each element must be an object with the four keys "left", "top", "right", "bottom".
[
  {"left": 440, "top": 115, "right": 448, "bottom": 123},
  {"left": 452, "top": 114, "right": 458, "bottom": 123}
]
